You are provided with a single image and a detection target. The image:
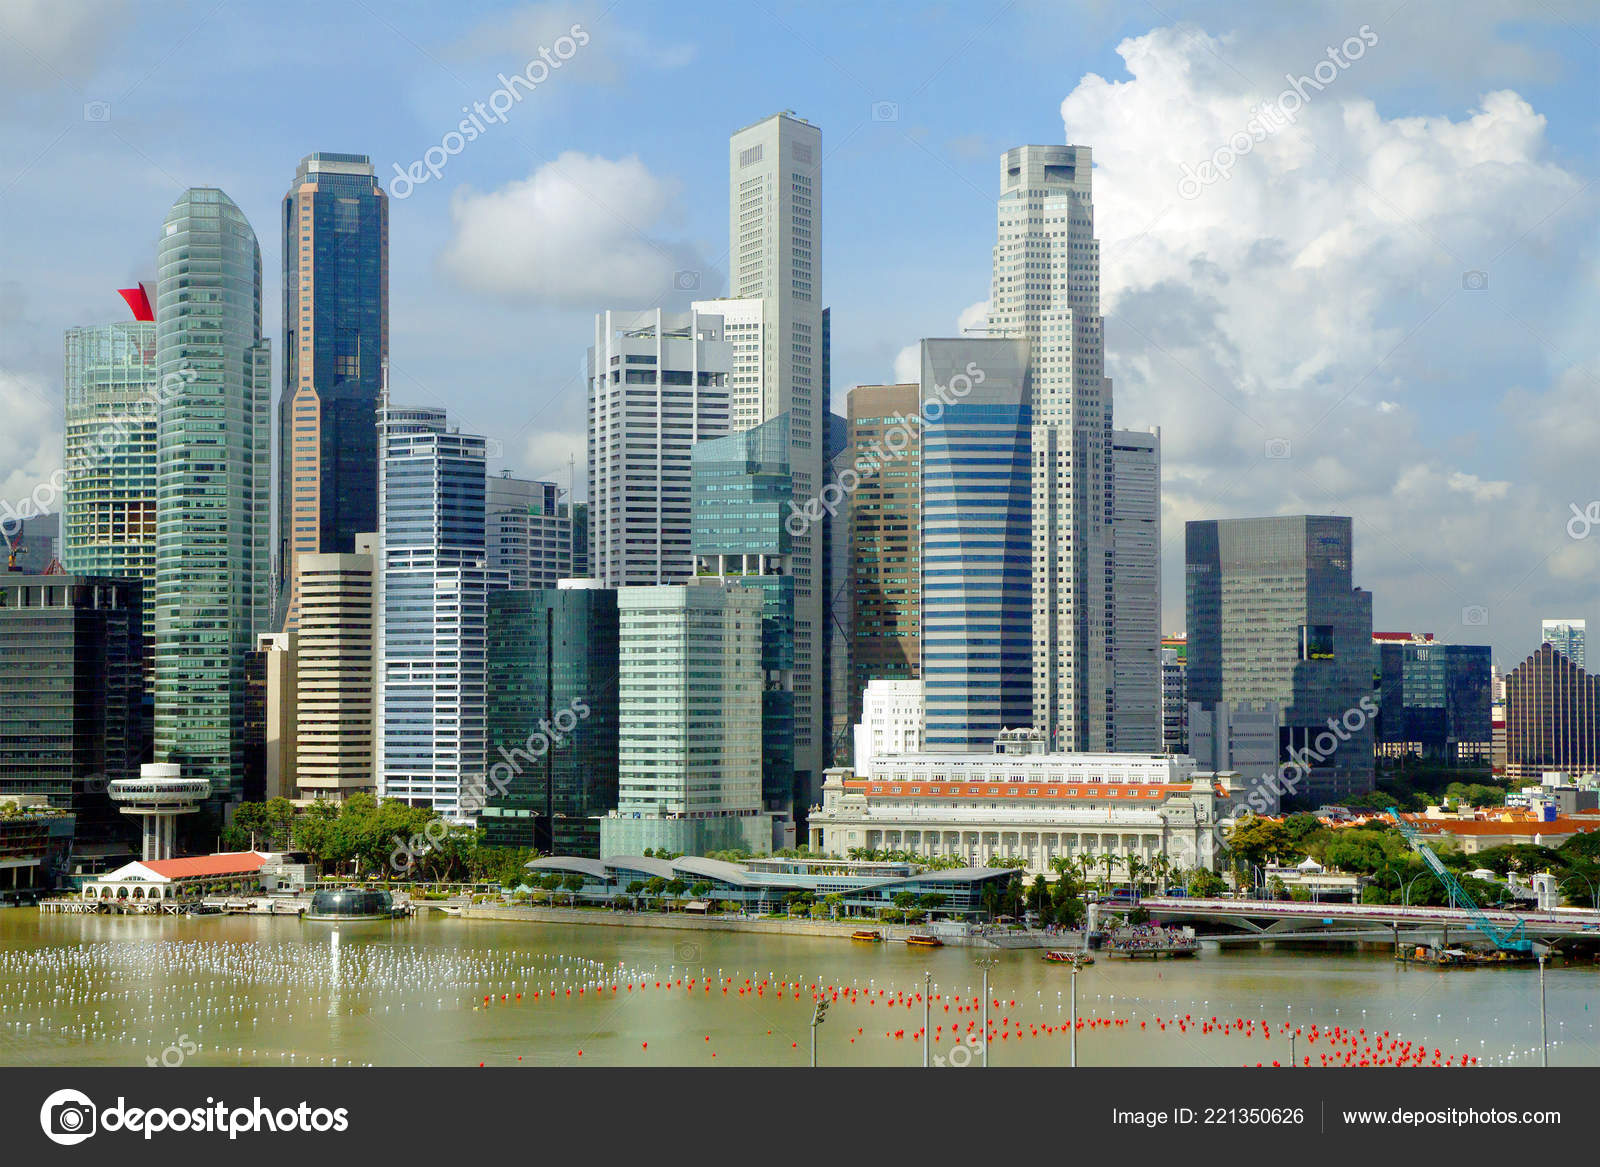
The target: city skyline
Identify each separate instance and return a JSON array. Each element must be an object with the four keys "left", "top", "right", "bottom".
[{"left": 1, "top": 2, "right": 1595, "bottom": 666}]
